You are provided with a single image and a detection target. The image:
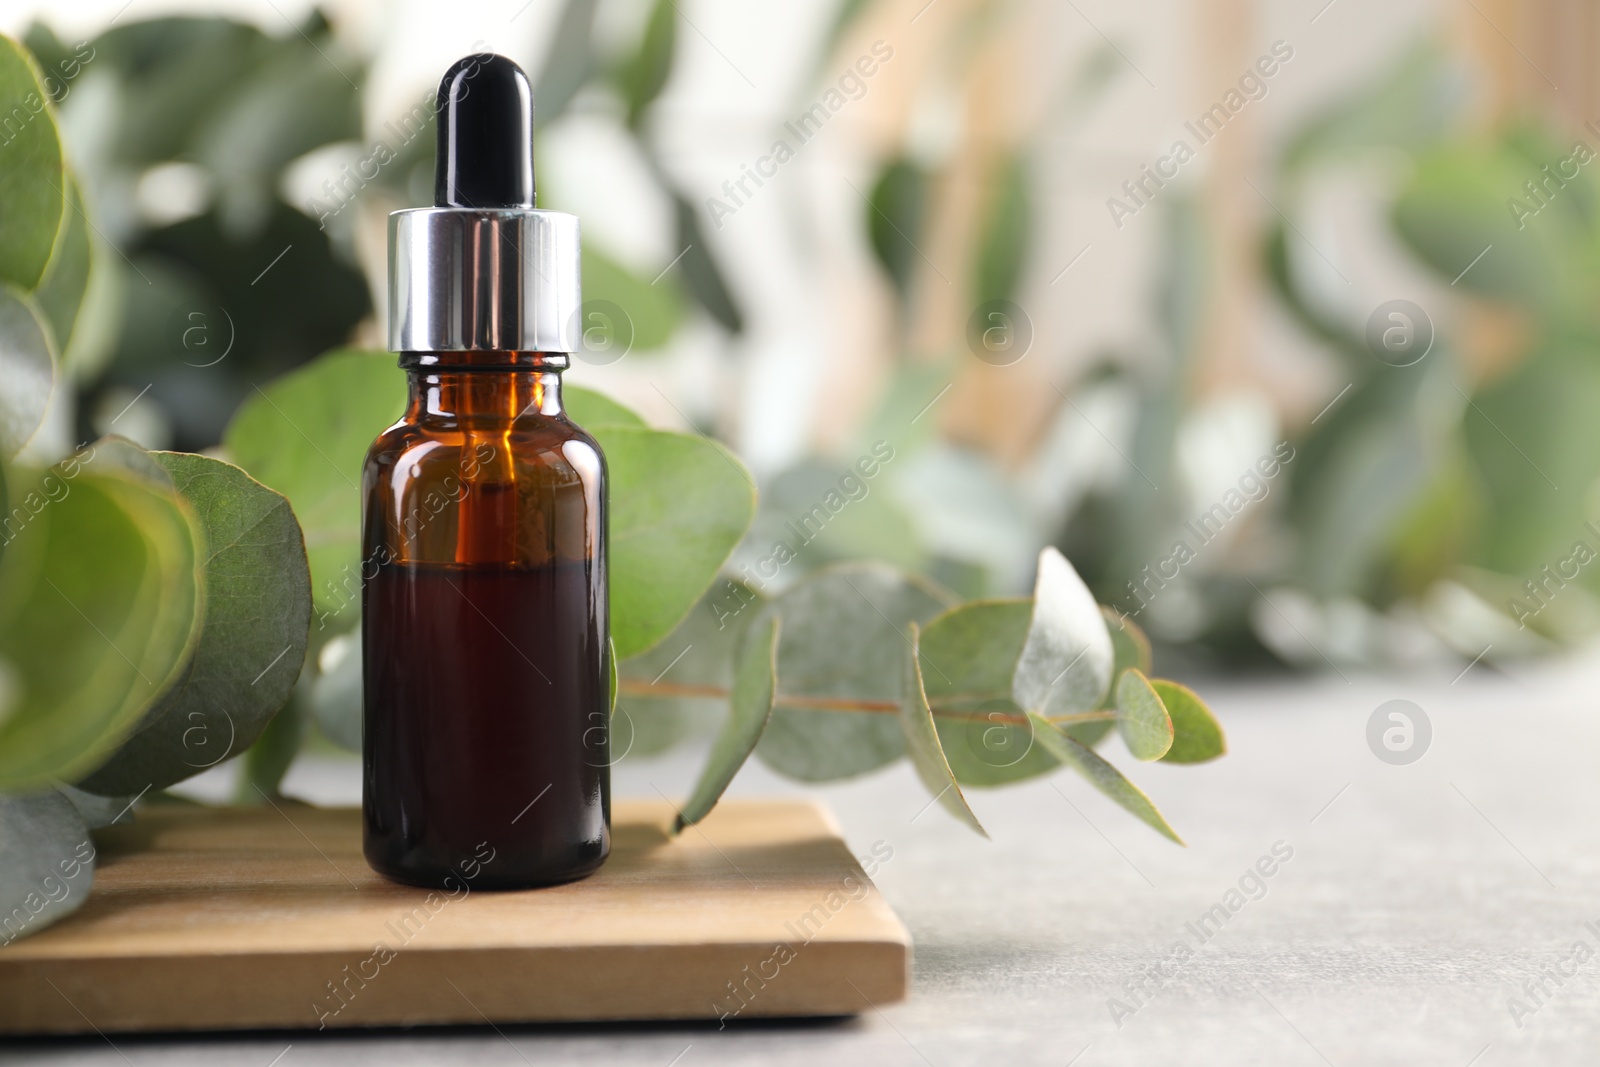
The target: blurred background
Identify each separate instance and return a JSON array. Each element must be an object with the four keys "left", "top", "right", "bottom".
[{"left": 7, "top": 0, "right": 1595, "bottom": 676}]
